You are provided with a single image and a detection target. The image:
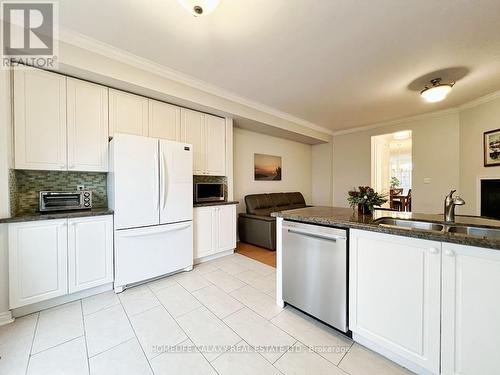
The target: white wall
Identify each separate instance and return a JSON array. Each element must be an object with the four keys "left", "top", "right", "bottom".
[
  {"left": 233, "top": 127, "right": 312, "bottom": 213},
  {"left": 0, "top": 69, "right": 12, "bottom": 320},
  {"left": 333, "top": 111, "right": 460, "bottom": 214},
  {"left": 459, "top": 96, "right": 500, "bottom": 215},
  {"left": 311, "top": 143, "right": 333, "bottom": 205}
]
